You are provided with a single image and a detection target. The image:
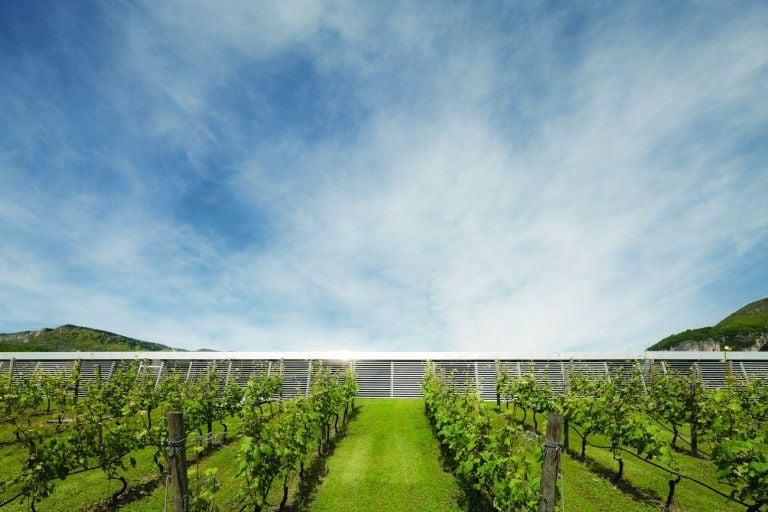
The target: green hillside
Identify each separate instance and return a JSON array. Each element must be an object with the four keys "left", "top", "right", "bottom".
[
  {"left": 0, "top": 324, "right": 177, "bottom": 352},
  {"left": 649, "top": 297, "right": 768, "bottom": 351}
]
